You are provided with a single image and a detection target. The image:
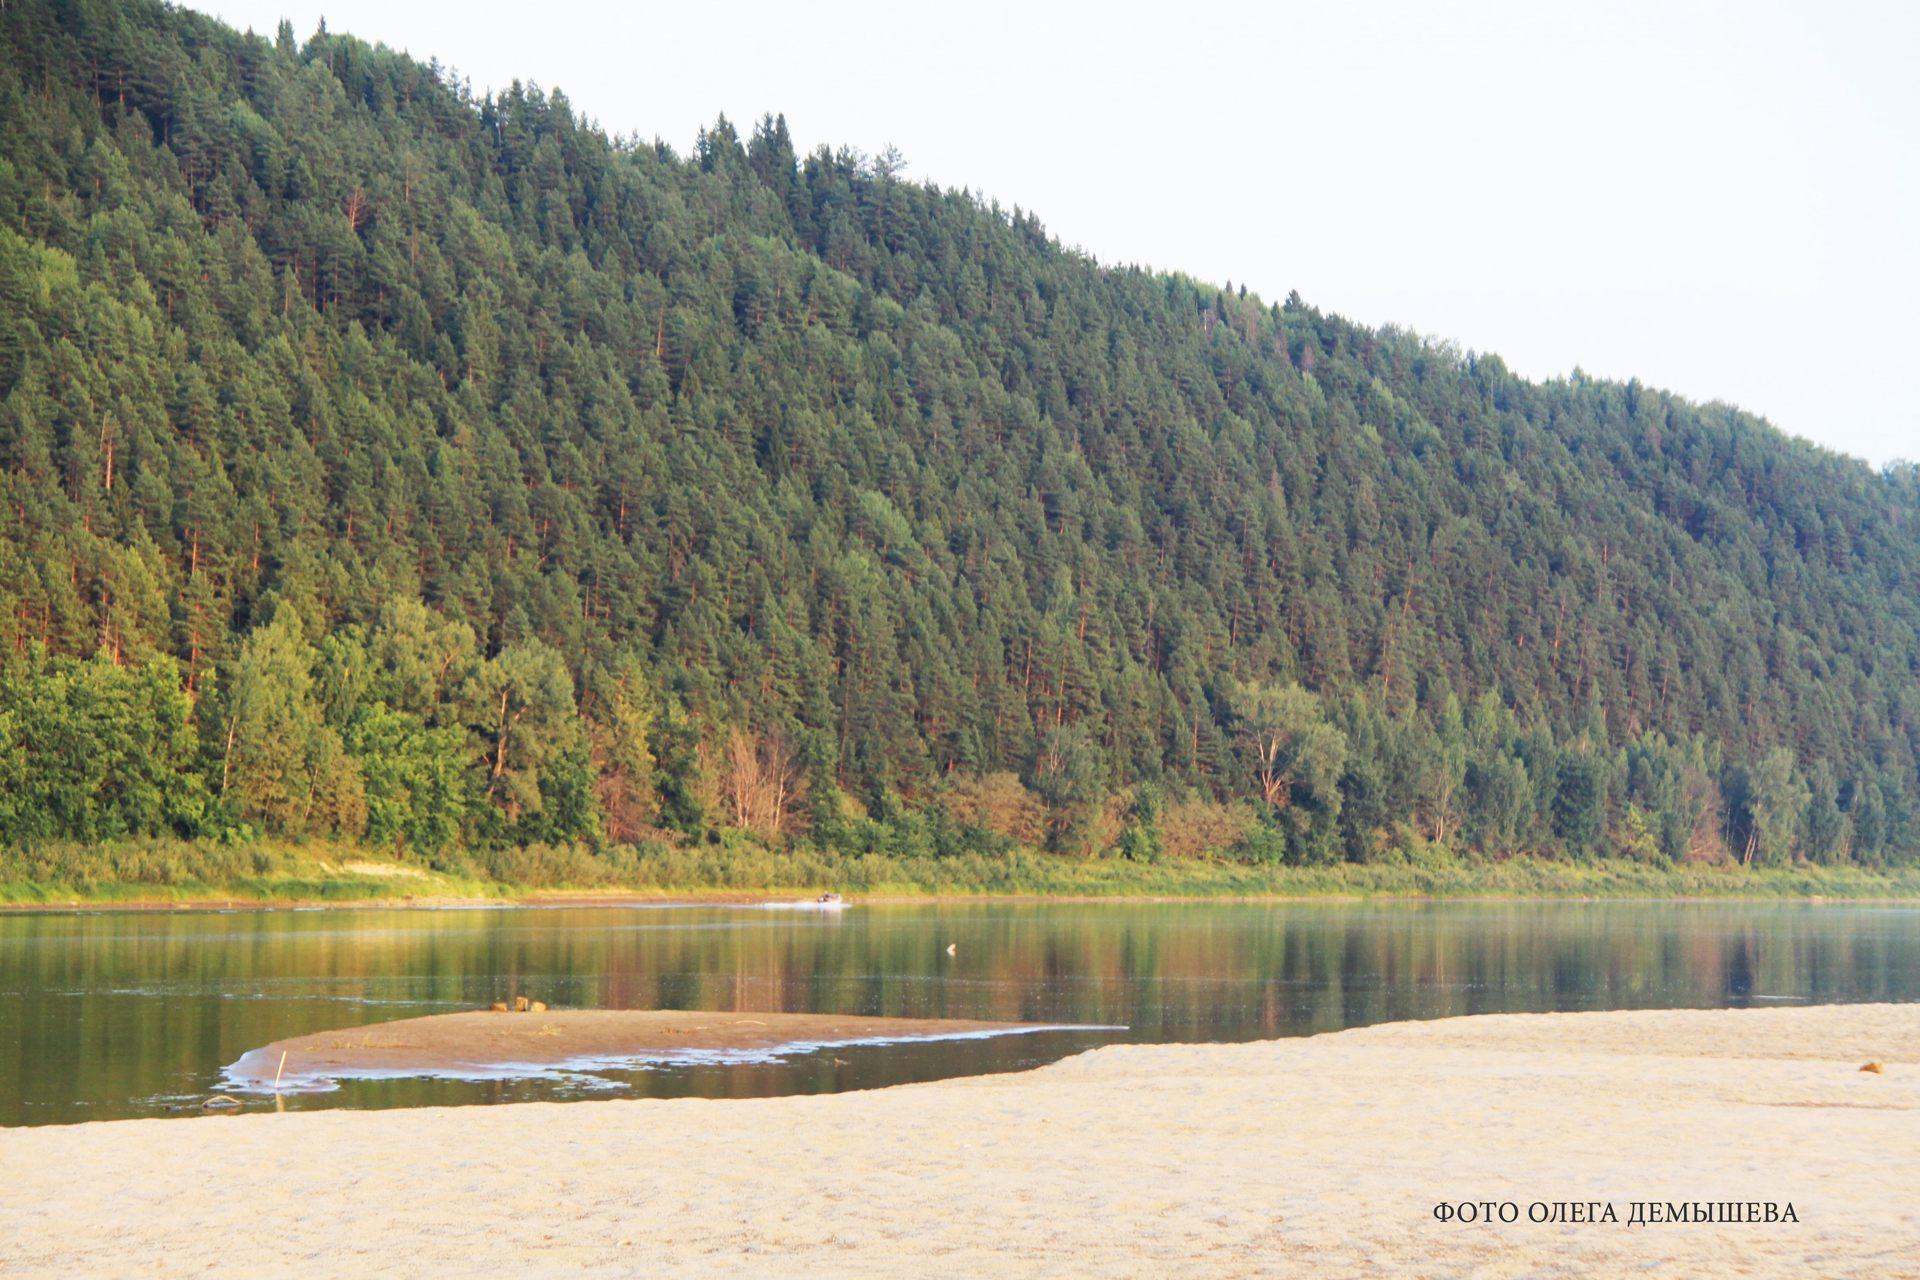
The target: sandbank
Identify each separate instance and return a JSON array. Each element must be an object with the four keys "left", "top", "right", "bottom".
[
  {"left": 227, "top": 1009, "right": 1062, "bottom": 1086},
  {"left": 4, "top": 1004, "right": 1916, "bottom": 1277}
]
